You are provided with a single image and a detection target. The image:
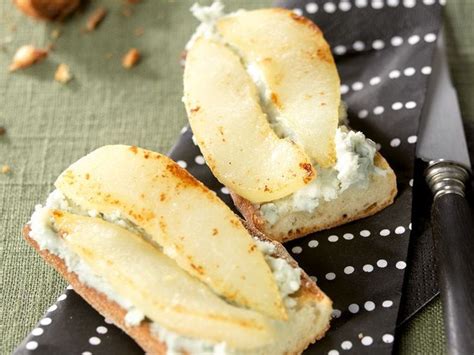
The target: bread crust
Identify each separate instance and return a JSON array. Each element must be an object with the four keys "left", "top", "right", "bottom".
[
  {"left": 232, "top": 153, "right": 397, "bottom": 242},
  {"left": 23, "top": 222, "right": 331, "bottom": 354}
]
